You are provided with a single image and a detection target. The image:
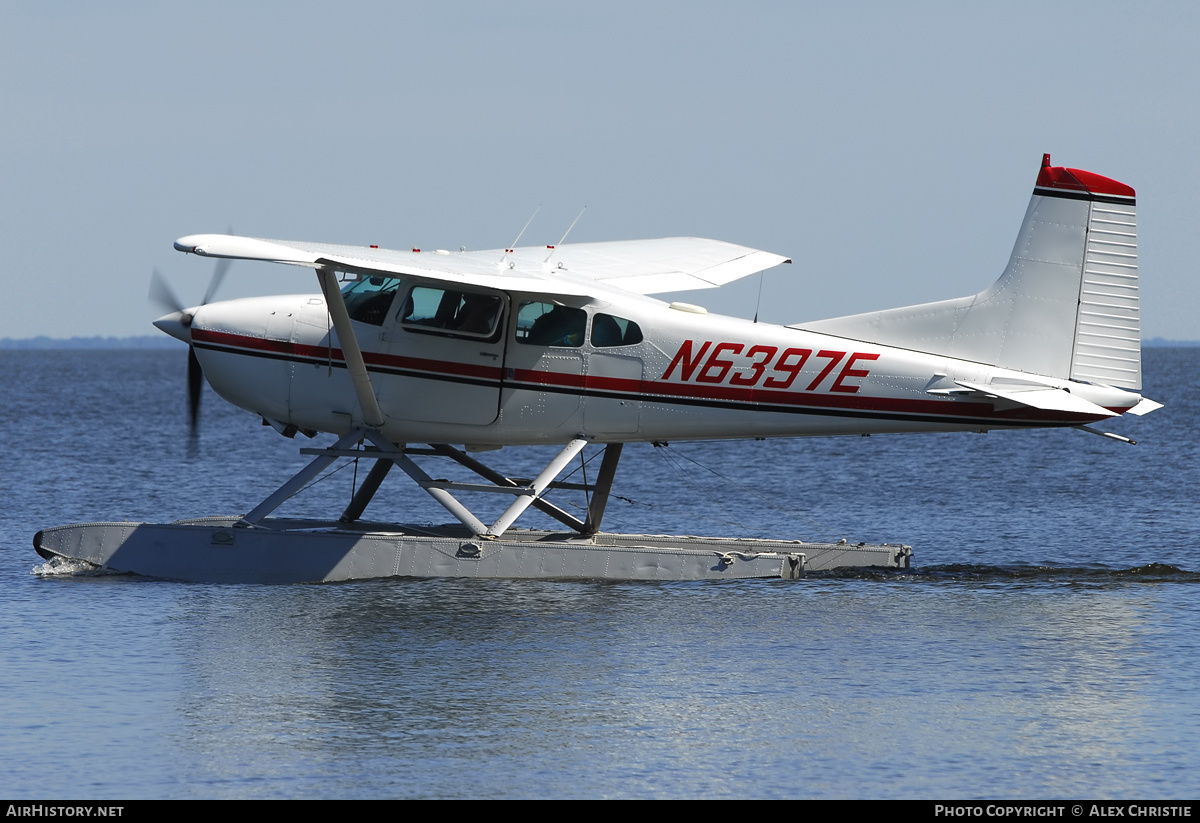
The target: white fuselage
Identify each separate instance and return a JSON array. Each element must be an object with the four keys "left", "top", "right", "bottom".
[{"left": 181, "top": 277, "right": 1140, "bottom": 447}]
